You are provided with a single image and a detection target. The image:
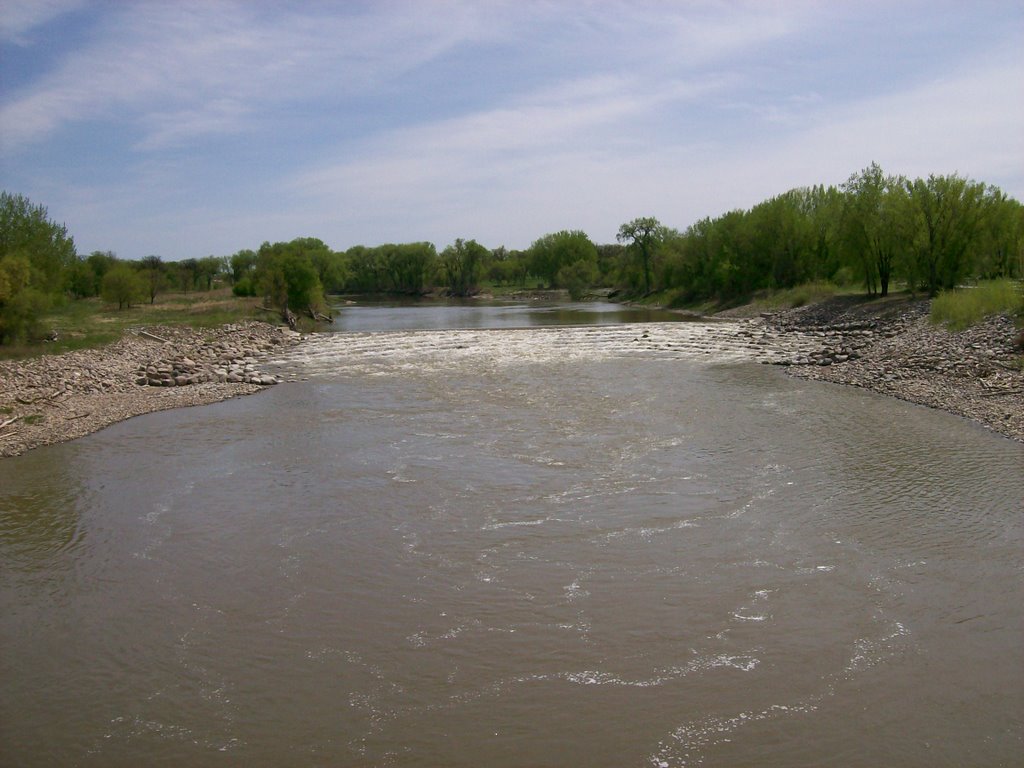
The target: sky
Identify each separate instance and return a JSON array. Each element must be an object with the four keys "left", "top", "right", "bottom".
[{"left": 1, "top": 1, "right": 1022, "bottom": 261}]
